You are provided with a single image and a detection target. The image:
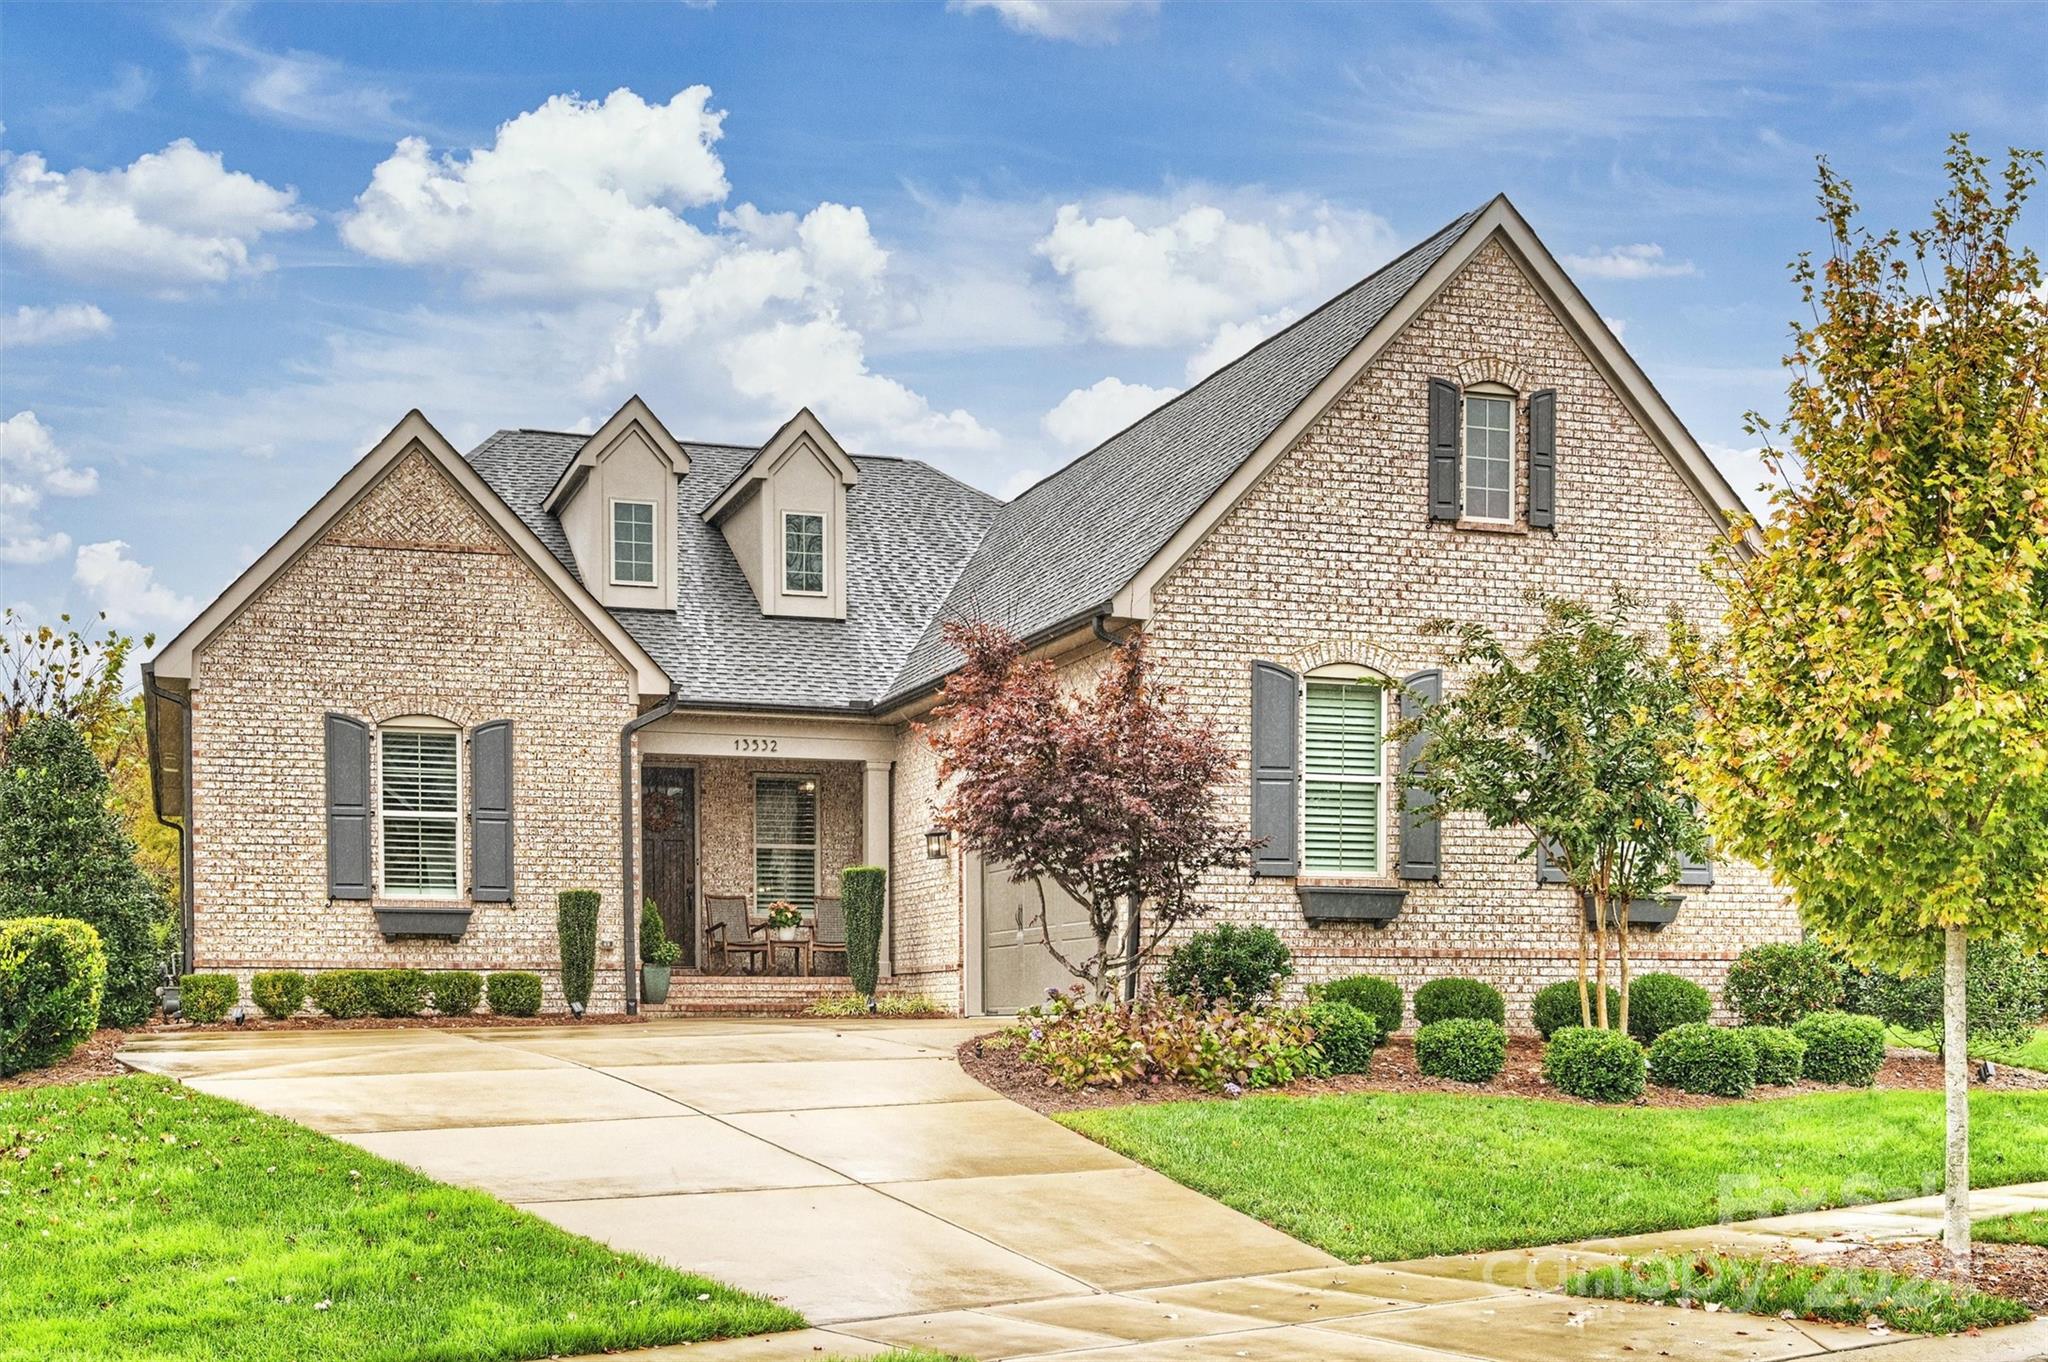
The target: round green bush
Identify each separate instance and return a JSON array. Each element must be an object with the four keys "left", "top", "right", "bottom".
[
  {"left": 1626, "top": 972, "right": 1712, "bottom": 1042},
  {"left": 1414, "top": 1018, "right": 1506, "bottom": 1083},
  {"left": 1413, "top": 977, "right": 1506, "bottom": 1027},
  {"left": 1648, "top": 1023, "right": 1758, "bottom": 1097},
  {"left": 1531, "top": 980, "right": 1621, "bottom": 1039},
  {"left": 1543, "top": 1026, "right": 1646, "bottom": 1102},
  {"left": 1161, "top": 923, "right": 1294, "bottom": 1006},
  {"left": 487, "top": 971, "right": 544, "bottom": 1017},
  {"left": 365, "top": 968, "right": 428, "bottom": 1018},
  {"left": 0, "top": 916, "right": 107, "bottom": 1076},
  {"left": 251, "top": 970, "right": 307, "bottom": 1019},
  {"left": 1306, "top": 1000, "right": 1379, "bottom": 1075},
  {"left": 1319, "top": 974, "right": 1402, "bottom": 1040},
  {"left": 427, "top": 970, "right": 483, "bottom": 1017},
  {"left": 1724, "top": 942, "right": 1845, "bottom": 1027},
  {"left": 179, "top": 973, "right": 239, "bottom": 1023},
  {"left": 1744, "top": 1025, "right": 1806, "bottom": 1086},
  {"left": 309, "top": 969, "right": 376, "bottom": 1019},
  {"left": 1792, "top": 1010, "right": 1886, "bottom": 1086}
]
